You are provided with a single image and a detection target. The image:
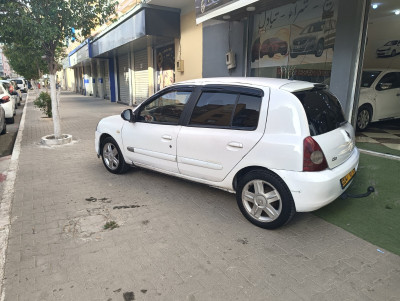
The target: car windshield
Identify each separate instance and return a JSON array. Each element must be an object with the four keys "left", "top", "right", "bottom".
[
  {"left": 300, "top": 22, "right": 324, "bottom": 34},
  {"left": 13, "top": 80, "right": 23, "bottom": 84},
  {"left": 361, "top": 71, "right": 381, "bottom": 88},
  {"left": 294, "top": 88, "right": 346, "bottom": 136},
  {"left": 384, "top": 41, "right": 397, "bottom": 46}
]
